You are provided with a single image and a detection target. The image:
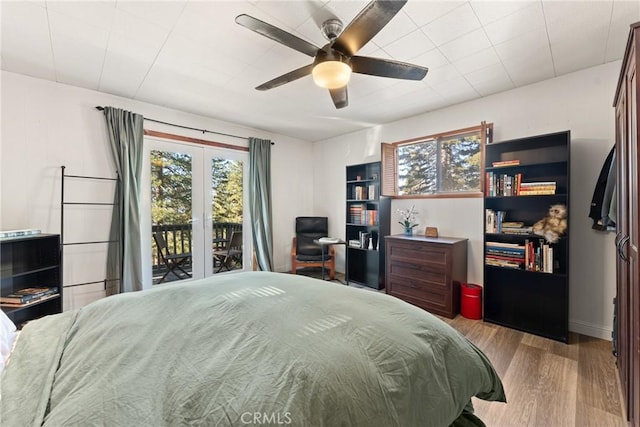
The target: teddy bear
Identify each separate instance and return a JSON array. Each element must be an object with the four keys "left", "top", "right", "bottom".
[{"left": 532, "top": 204, "right": 567, "bottom": 243}]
